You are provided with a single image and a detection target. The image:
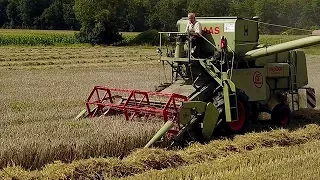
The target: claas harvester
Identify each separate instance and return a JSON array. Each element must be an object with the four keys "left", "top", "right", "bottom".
[{"left": 77, "top": 17, "right": 320, "bottom": 148}]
